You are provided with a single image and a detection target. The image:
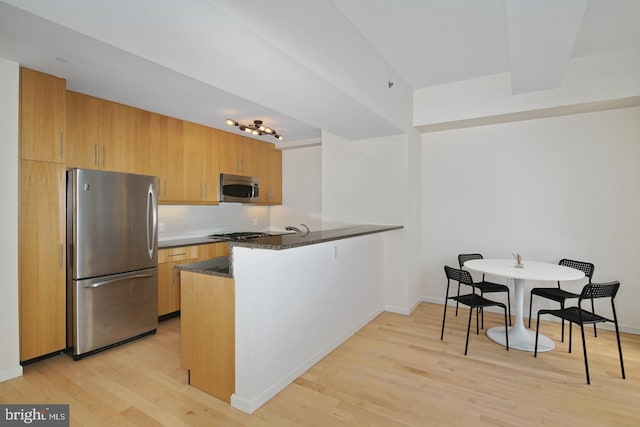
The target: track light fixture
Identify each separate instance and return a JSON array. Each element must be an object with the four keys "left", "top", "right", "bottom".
[{"left": 225, "top": 119, "right": 283, "bottom": 140}]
